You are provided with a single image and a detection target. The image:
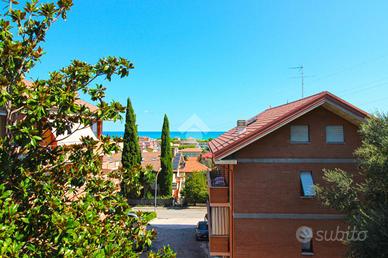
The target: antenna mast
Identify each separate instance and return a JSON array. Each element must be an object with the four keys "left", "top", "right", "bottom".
[{"left": 289, "top": 65, "right": 304, "bottom": 98}]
